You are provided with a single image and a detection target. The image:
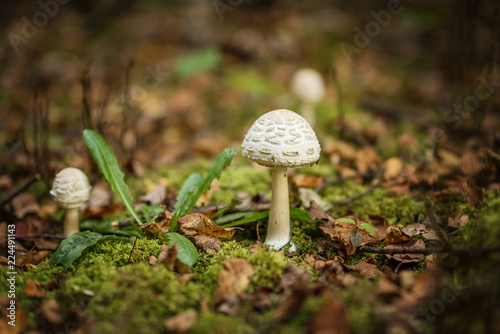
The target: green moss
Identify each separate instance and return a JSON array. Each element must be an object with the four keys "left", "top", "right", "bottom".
[
  {"left": 194, "top": 241, "right": 291, "bottom": 299},
  {"left": 191, "top": 313, "right": 255, "bottom": 334},
  {"left": 213, "top": 165, "right": 271, "bottom": 203},
  {"left": 337, "top": 279, "right": 380, "bottom": 334},
  {"left": 76, "top": 238, "right": 163, "bottom": 267},
  {"left": 322, "top": 182, "right": 426, "bottom": 226}
]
